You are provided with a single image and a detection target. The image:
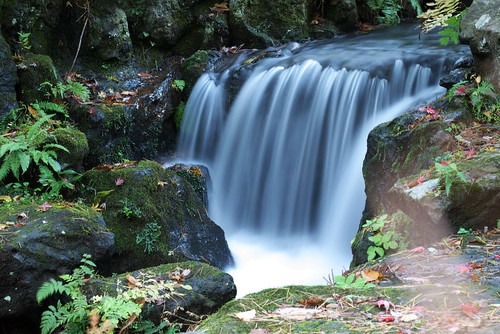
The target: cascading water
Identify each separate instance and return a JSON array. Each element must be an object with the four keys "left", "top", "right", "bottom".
[{"left": 175, "top": 24, "right": 468, "bottom": 296}]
